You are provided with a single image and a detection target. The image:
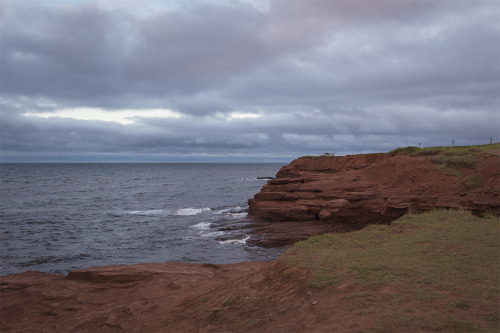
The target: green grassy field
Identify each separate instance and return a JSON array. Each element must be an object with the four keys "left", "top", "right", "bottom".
[
  {"left": 391, "top": 143, "right": 500, "bottom": 156},
  {"left": 280, "top": 209, "right": 500, "bottom": 332},
  {"left": 392, "top": 143, "right": 499, "bottom": 174},
  {"left": 391, "top": 143, "right": 499, "bottom": 186}
]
